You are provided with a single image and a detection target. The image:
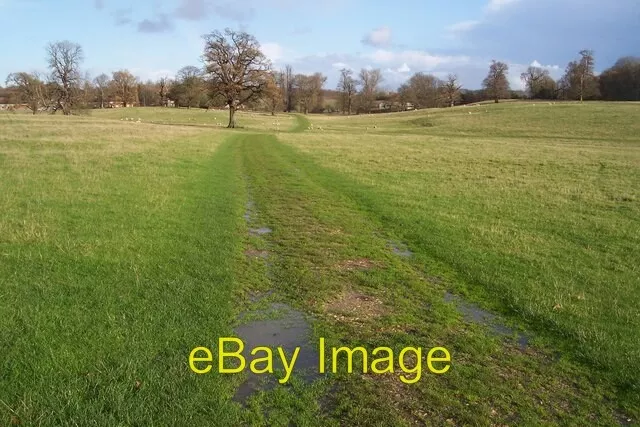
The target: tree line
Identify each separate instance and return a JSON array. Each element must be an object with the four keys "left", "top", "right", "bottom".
[{"left": 3, "top": 29, "right": 640, "bottom": 127}]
